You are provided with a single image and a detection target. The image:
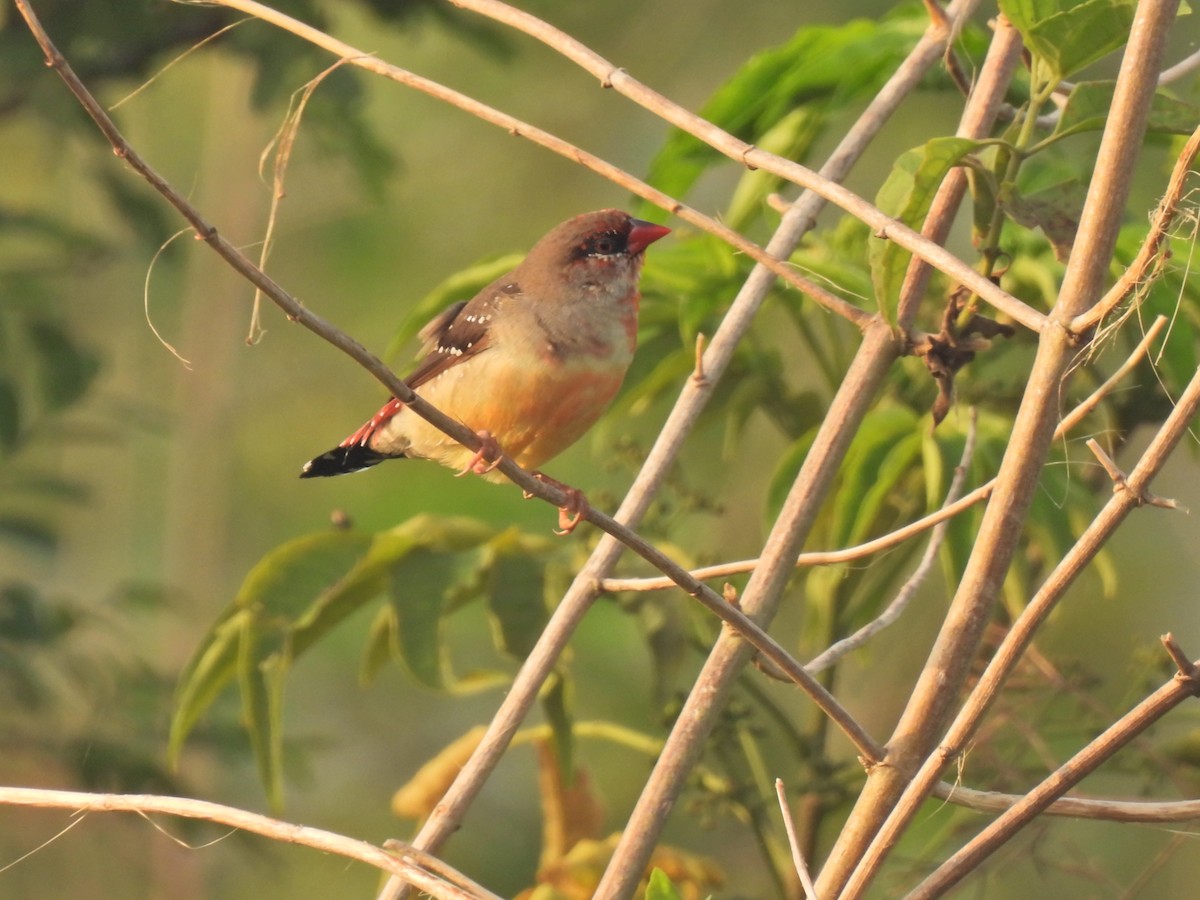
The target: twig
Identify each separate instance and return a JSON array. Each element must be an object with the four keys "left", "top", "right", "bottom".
[
  {"left": 0, "top": 786, "right": 498, "bottom": 900},
  {"left": 805, "top": 409, "right": 978, "bottom": 674},
  {"left": 251, "top": 56, "right": 354, "bottom": 344},
  {"left": 843, "top": 273, "right": 1200, "bottom": 899},
  {"left": 205, "top": 0, "right": 869, "bottom": 329},
  {"left": 1158, "top": 46, "right": 1200, "bottom": 83},
  {"left": 600, "top": 485, "right": 993, "bottom": 591},
  {"left": 1086, "top": 437, "right": 1127, "bottom": 483},
  {"left": 1073, "top": 123, "right": 1200, "bottom": 333},
  {"left": 1088, "top": 438, "right": 1184, "bottom": 509},
  {"left": 930, "top": 781, "right": 1200, "bottom": 823},
  {"left": 908, "top": 642, "right": 1200, "bottom": 899},
  {"left": 692, "top": 332, "right": 708, "bottom": 384},
  {"left": 1162, "top": 632, "right": 1197, "bottom": 677},
  {"left": 447, "top": 0, "right": 1048, "bottom": 335},
  {"left": 776, "top": 779, "right": 819, "bottom": 899}
]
